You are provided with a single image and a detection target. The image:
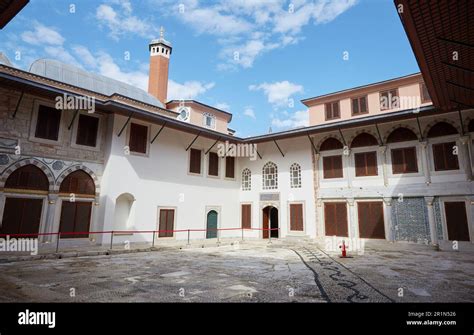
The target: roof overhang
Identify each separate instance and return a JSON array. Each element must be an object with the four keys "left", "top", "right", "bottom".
[
  {"left": 395, "top": 0, "right": 474, "bottom": 112},
  {"left": 0, "top": 0, "right": 29, "bottom": 29}
]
